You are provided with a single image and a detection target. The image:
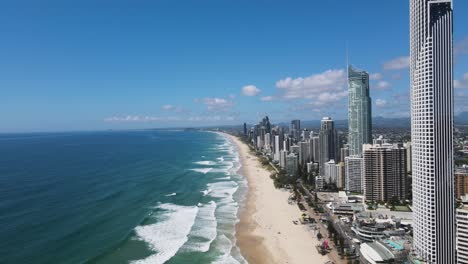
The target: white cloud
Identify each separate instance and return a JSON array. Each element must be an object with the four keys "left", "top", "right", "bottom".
[
  {"left": 260, "top": 96, "right": 274, "bottom": 102},
  {"left": 104, "top": 114, "right": 238, "bottom": 123},
  {"left": 455, "top": 72, "right": 468, "bottom": 89},
  {"left": 242, "top": 85, "right": 261, "bottom": 96},
  {"left": 162, "top": 104, "right": 174, "bottom": 110},
  {"left": 370, "top": 73, "right": 383, "bottom": 80},
  {"left": 375, "top": 81, "right": 391, "bottom": 90},
  {"left": 161, "top": 104, "right": 187, "bottom": 113},
  {"left": 383, "top": 56, "right": 410, "bottom": 70},
  {"left": 375, "top": 99, "right": 387, "bottom": 107},
  {"left": 200, "top": 97, "right": 234, "bottom": 111},
  {"left": 275, "top": 69, "right": 347, "bottom": 106},
  {"left": 105, "top": 115, "right": 164, "bottom": 122},
  {"left": 314, "top": 90, "right": 348, "bottom": 106}
]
